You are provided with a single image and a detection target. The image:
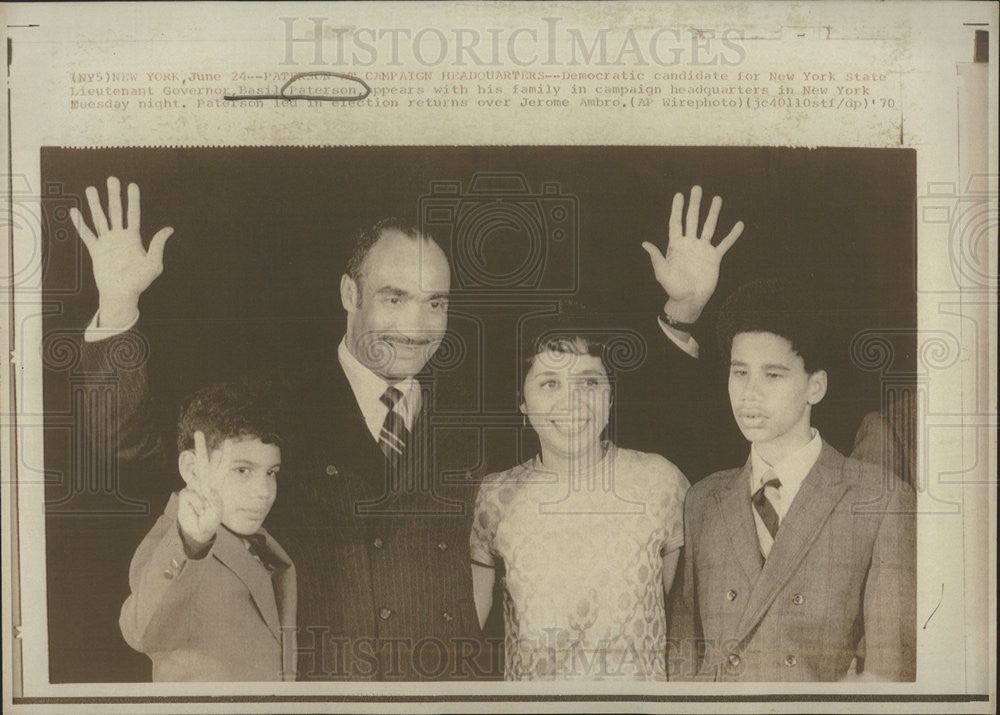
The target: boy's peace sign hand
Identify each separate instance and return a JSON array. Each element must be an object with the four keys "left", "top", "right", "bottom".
[
  {"left": 69, "top": 176, "right": 174, "bottom": 329},
  {"left": 641, "top": 185, "right": 745, "bottom": 323},
  {"left": 177, "top": 431, "right": 228, "bottom": 545}
]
